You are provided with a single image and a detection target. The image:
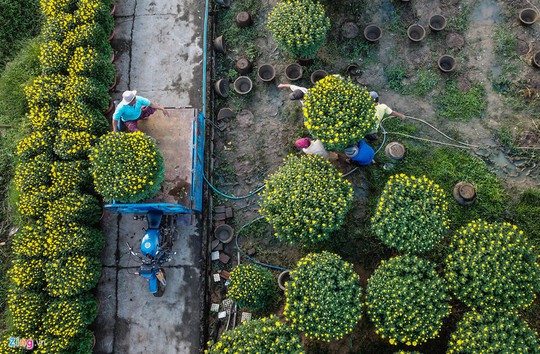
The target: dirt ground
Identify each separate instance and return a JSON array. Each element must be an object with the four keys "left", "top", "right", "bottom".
[{"left": 208, "top": 0, "right": 540, "bottom": 352}]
